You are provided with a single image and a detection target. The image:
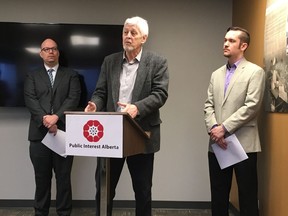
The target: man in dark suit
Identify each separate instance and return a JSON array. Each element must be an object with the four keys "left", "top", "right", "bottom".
[
  {"left": 24, "top": 38, "right": 81, "bottom": 216},
  {"left": 85, "top": 16, "right": 169, "bottom": 216}
]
